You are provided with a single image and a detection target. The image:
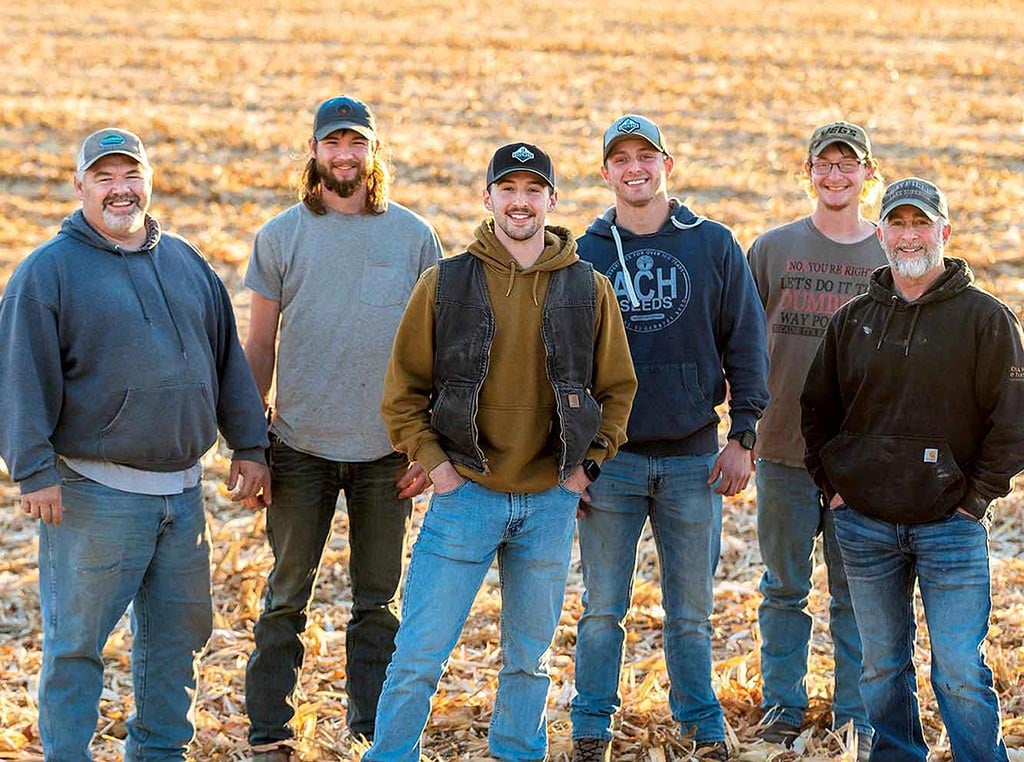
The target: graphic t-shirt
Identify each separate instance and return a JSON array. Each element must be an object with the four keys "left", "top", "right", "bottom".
[{"left": 747, "top": 216, "right": 886, "bottom": 467}]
